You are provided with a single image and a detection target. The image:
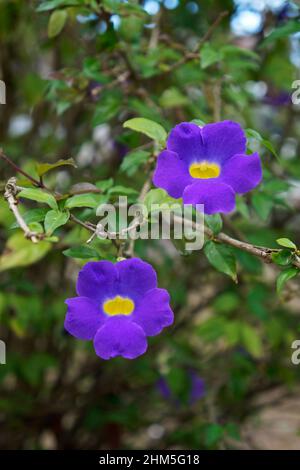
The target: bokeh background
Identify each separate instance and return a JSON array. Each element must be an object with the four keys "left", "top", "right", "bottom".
[{"left": 1, "top": 0, "right": 300, "bottom": 450}]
